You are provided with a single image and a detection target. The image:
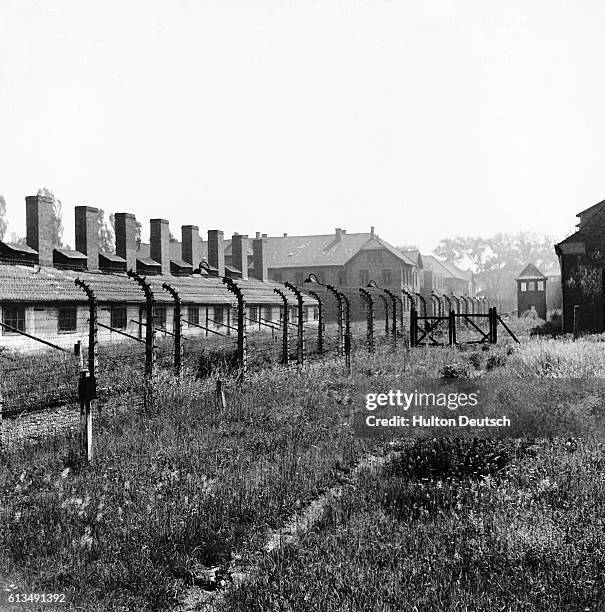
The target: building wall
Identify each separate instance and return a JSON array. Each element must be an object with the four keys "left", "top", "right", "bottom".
[
  {"left": 560, "top": 252, "right": 604, "bottom": 333},
  {"left": 0, "top": 302, "right": 281, "bottom": 352},
  {"left": 517, "top": 281, "right": 547, "bottom": 320}
]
